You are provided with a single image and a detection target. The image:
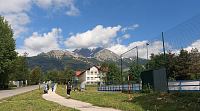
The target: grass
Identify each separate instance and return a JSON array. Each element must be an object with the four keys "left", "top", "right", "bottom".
[
  {"left": 0, "top": 88, "right": 79, "bottom": 111},
  {"left": 56, "top": 85, "right": 200, "bottom": 111}
]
